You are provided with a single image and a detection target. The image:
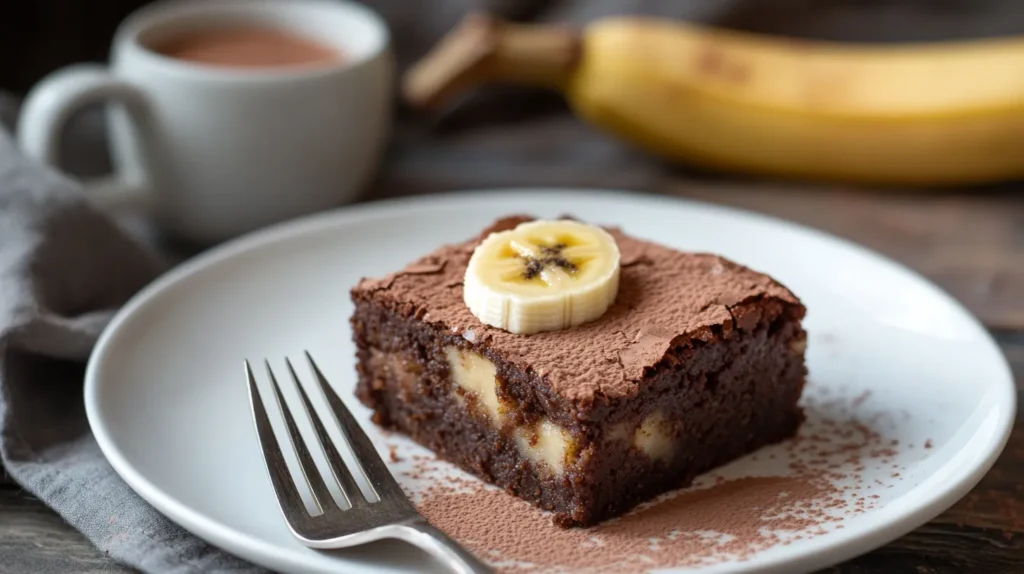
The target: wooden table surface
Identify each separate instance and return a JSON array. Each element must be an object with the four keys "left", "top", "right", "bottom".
[{"left": 1, "top": 115, "right": 1022, "bottom": 573}]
